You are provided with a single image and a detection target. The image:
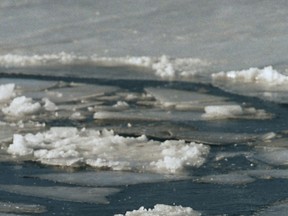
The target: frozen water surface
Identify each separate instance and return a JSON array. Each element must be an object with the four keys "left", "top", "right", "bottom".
[{"left": 1, "top": 0, "right": 288, "bottom": 215}]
